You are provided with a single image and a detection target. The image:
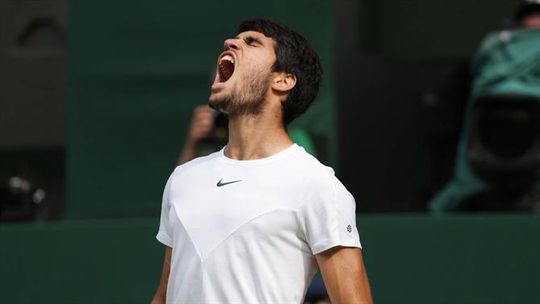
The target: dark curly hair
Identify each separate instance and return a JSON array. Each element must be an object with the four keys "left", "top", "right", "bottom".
[{"left": 238, "top": 18, "right": 323, "bottom": 125}]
